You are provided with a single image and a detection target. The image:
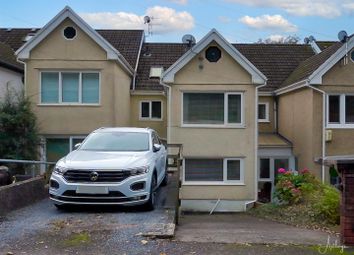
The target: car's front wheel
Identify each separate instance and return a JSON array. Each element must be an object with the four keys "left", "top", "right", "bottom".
[{"left": 143, "top": 174, "right": 157, "bottom": 211}]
